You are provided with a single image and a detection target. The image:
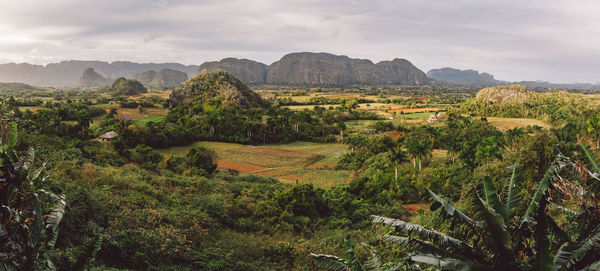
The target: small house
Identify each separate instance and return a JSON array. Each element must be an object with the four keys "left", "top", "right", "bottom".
[{"left": 98, "top": 131, "right": 118, "bottom": 142}]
